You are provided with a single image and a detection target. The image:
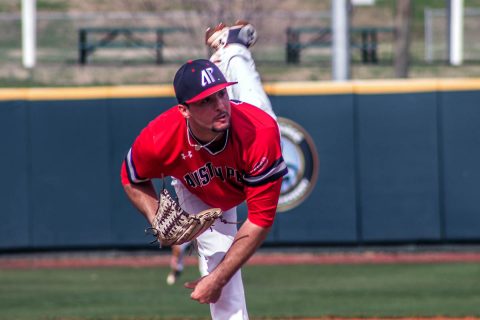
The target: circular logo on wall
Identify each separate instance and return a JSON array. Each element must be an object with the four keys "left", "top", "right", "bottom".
[{"left": 278, "top": 117, "right": 319, "bottom": 212}]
